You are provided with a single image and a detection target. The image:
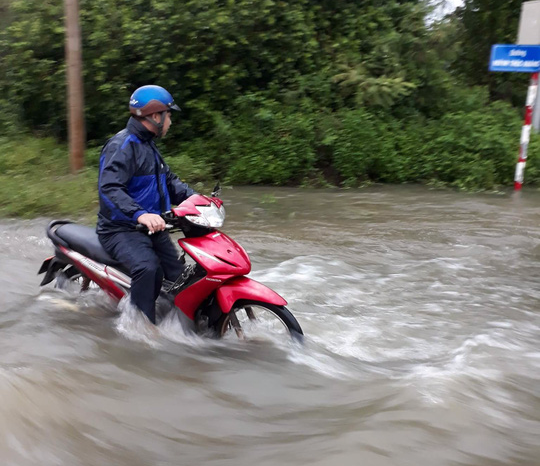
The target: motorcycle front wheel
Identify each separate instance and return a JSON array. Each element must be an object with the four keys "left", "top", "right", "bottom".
[{"left": 215, "top": 300, "right": 303, "bottom": 342}]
